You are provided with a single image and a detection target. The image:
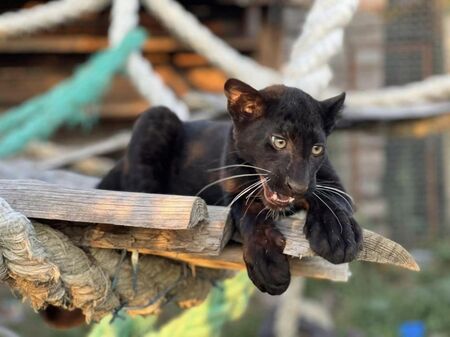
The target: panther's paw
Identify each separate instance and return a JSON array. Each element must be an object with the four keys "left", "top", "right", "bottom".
[
  {"left": 243, "top": 224, "right": 291, "bottom": 295},
  {"left": 305, "top": 208, "right": 363, "bottom": 264}
]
